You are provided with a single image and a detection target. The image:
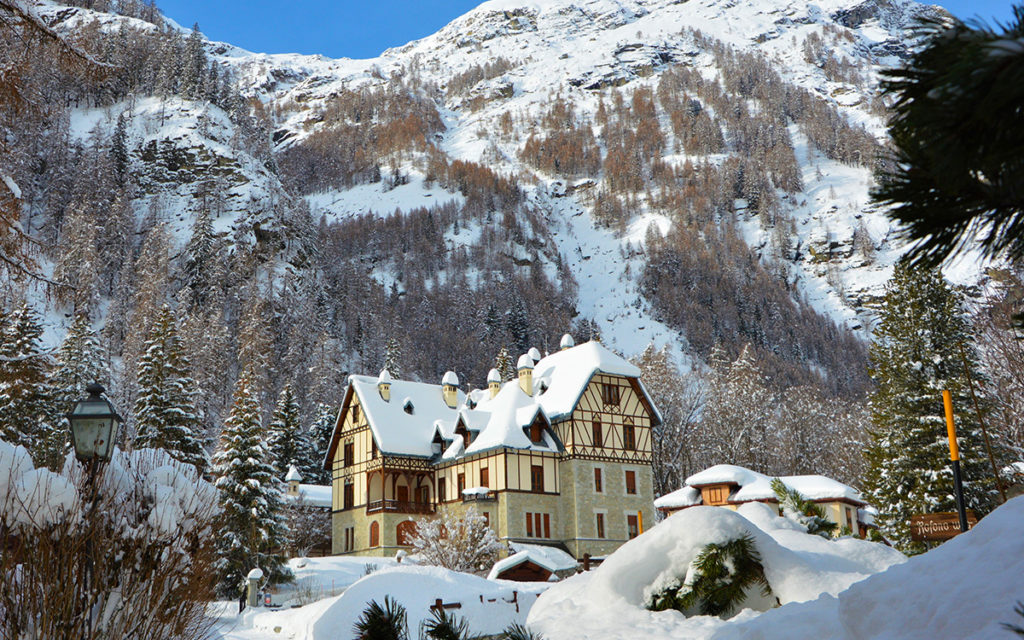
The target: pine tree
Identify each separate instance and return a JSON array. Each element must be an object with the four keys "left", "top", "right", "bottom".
[
  {"left": 181, "top": 23, "right": 207, "bottom": 100},
  {"left": 862, "top": 264, "right": 1005, "bottom": 553},
  {"left": 211, "top": 370, "right": 292, "bottom": 597},
  {"left": 383, "top": 337, "right": 403, "bottom": 380},
  {"left": 505, "top": 297, "right": 530, "bottom": 354},
  {"left": 111, "top": 111, "right": 129, "bottom": 186},
  {"left": 132, "top": 306, "right": 206, "bottom": 472},
  {"left": 307, "top": 403, "right": 336, "bottom": 484},
  {"left": 494, "top": 346, "right": 515, "bottom": 382},
  {"left": 0, "top": 304, "right": 58, "bottom": 467},
  {"left": 267, "top": 384, "right": 315, "bottom": 477},
  {"left": 45, "top": 313, "right": 107, "bottom": 470},
  {"left": 770, "top": 478, "right": 838, "bottom": 538}
]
